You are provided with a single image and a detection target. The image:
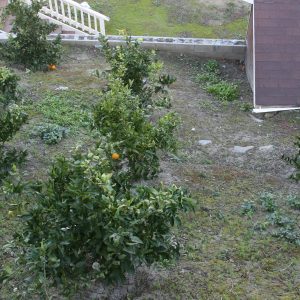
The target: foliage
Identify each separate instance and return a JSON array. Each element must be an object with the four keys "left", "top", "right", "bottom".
[
  {"left": 260, "top": 192, "right": 277, "bottom": 212},
  {"left": 33, "top": 92, "right": 91, "bottom": 128},
  {"left": 31, "top": 123, "right": 68, "bottom": 145},
  {"left": 0, "top": 0, "right": 62, "bottom": 70},
  {"left": 287, "top": 195, "right": 300, "bottom": 210},
  {"left": 196, "top": 60, "right": 239, "bottom": 102},
  {"left": 0, "top": 68, "right": 27, "bottom": 183},
  {"left": 0, "top": 104, "right": 28, "bottom": 145},
  {"left": 240, "top": 200, "right": 256, "bottom": 217},
  {"left": 0, "top": 148, "right": 27, "bottom": 182},
  {"left": 0, "top": 67, "right": 19, "bottom": 106},
  {"left": 206, "top": 81, "right": 239, "bottom": 102},
  {"left": 244, "top": 192, "right": 300, "bottom": 246},
  {"left": 99, "top": 36, "right": 176, "bottom": 108},
  {"left": 7, "top": 143, "right": 194, "bottom": 289},
  {"left": 93, "top": 79, "right": 180, "bottom": 180},
  {"left": 202, "top": 59, "right": 219, "bottom": 74},
  {"left": 282, "top": 136, "right": 300, "bottom": 182}
]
